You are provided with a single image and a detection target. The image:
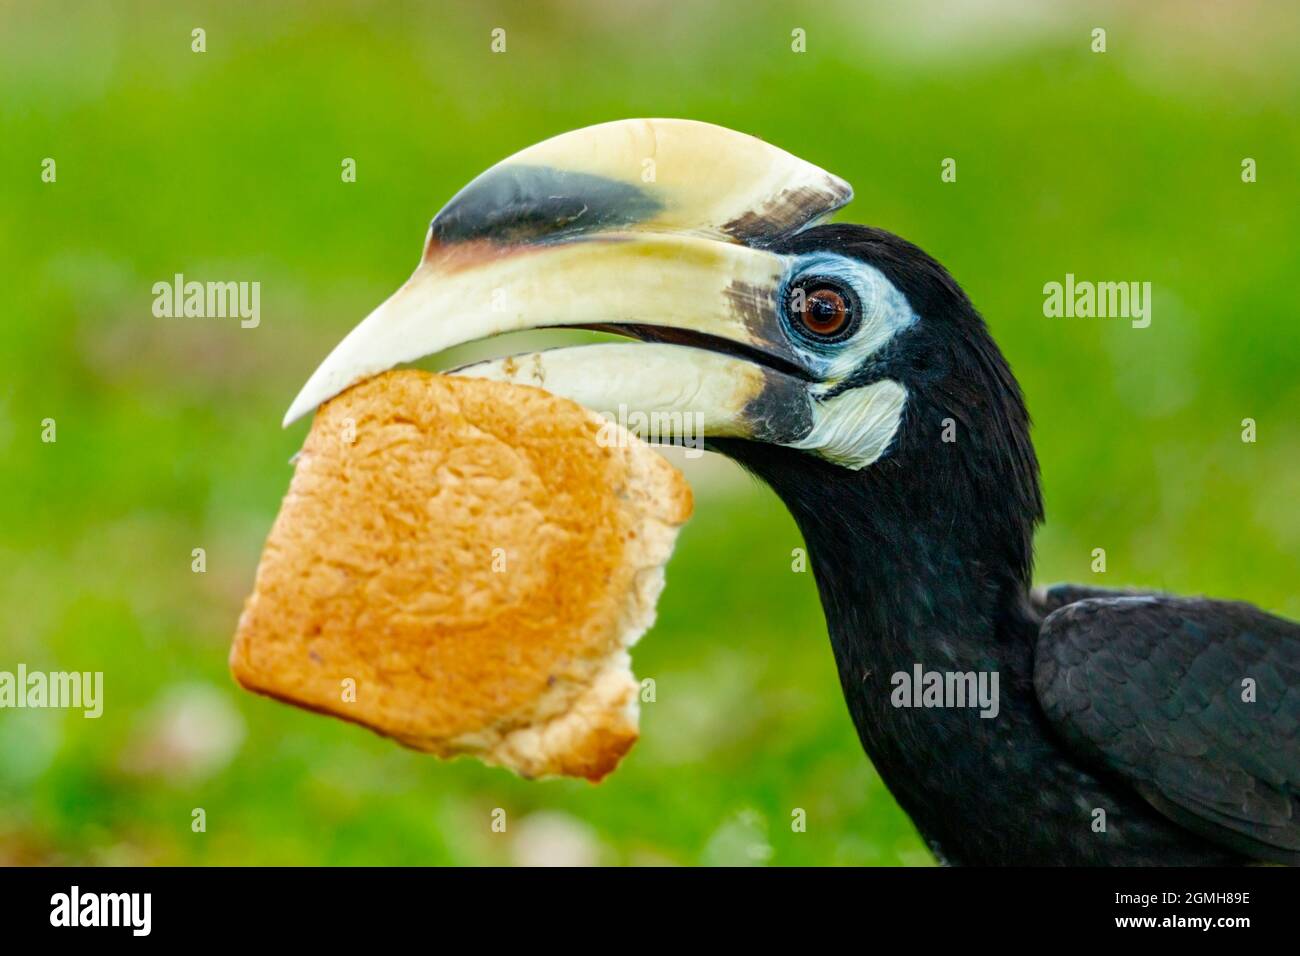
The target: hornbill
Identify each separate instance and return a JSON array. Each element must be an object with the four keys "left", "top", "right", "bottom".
[{"left": 284, "top": 119, "right": 1298, "bottom": 866}]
